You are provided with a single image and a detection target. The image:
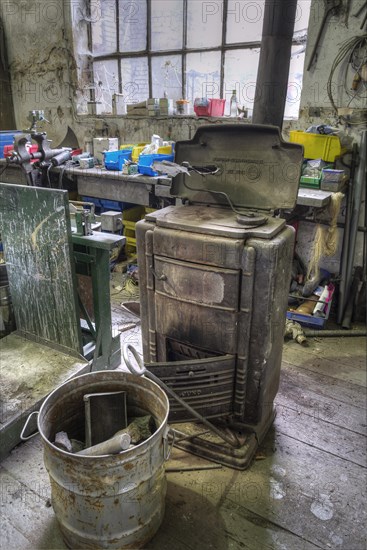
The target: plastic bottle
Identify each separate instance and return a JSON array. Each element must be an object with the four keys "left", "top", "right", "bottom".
[{"left": 229, "top": 90, "right": 238, "bottom": 117}]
